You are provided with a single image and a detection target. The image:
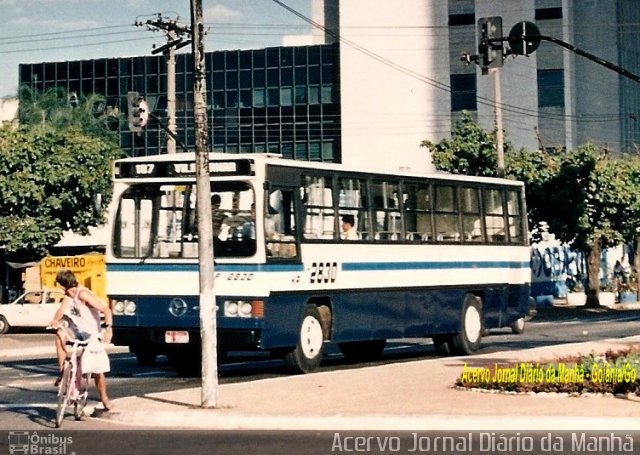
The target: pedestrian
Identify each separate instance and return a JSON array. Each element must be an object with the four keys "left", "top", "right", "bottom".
[{"left": 49, "top": 269, "right": 114, "bottom": 412}]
